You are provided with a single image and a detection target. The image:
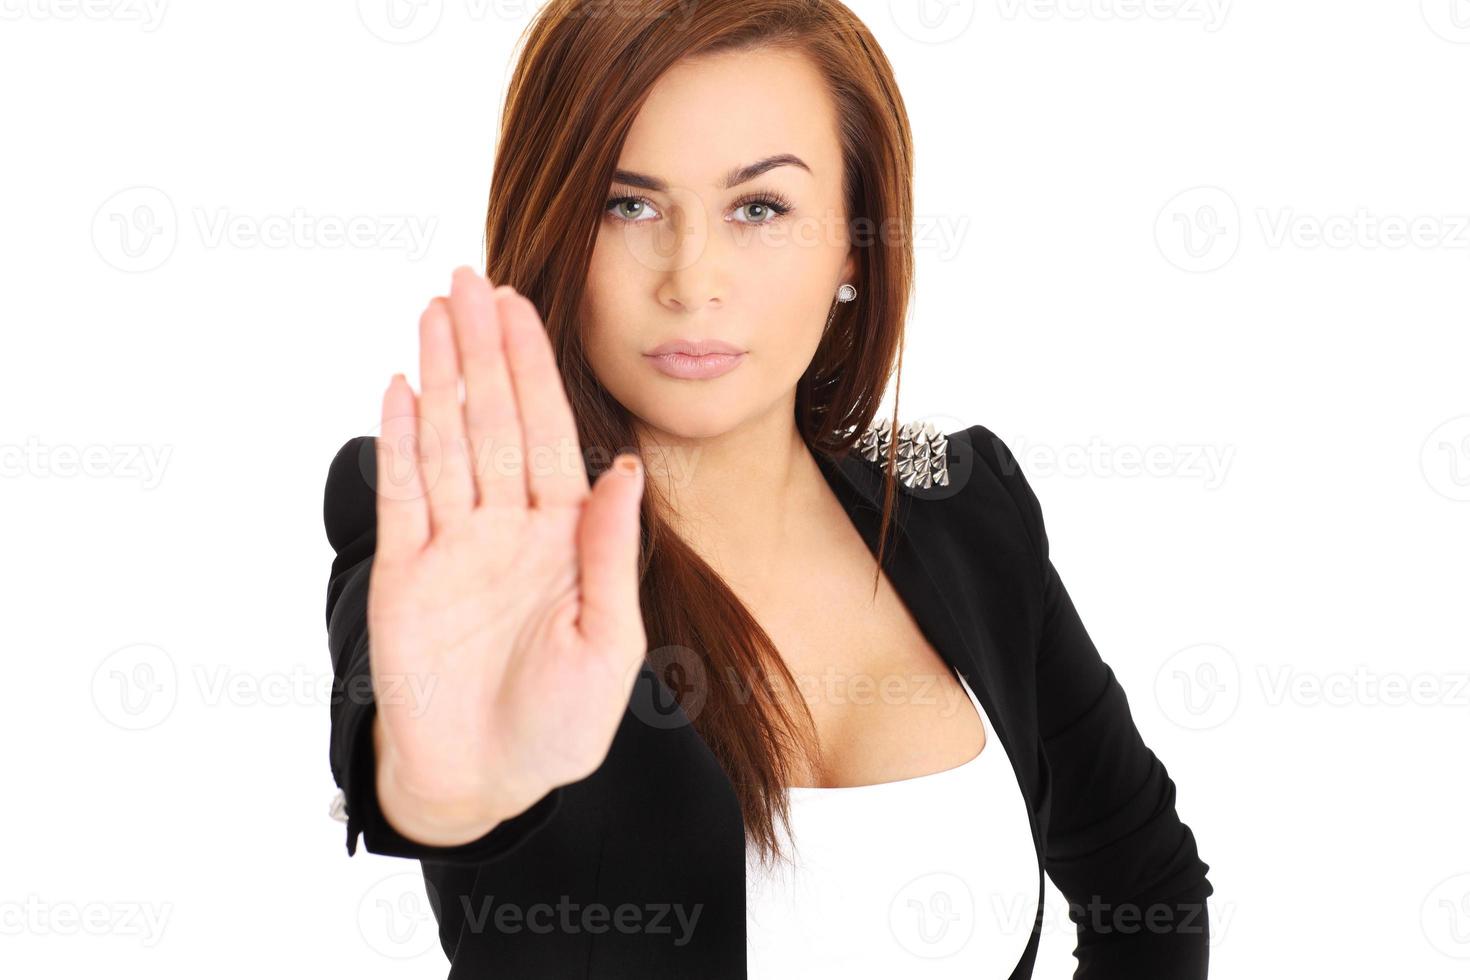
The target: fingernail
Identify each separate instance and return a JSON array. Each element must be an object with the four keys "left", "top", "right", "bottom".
[{"left": 617, "top": 454, "right": 641, "bottom": 477}]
